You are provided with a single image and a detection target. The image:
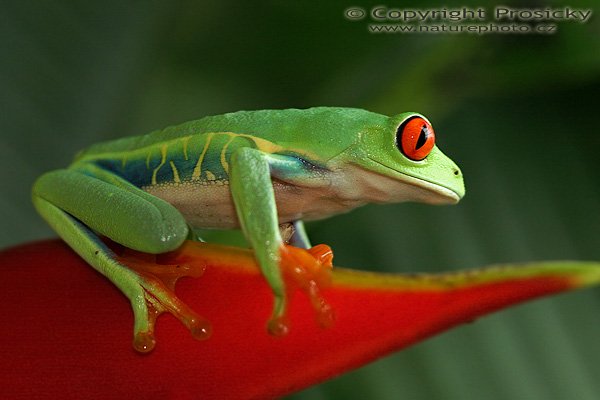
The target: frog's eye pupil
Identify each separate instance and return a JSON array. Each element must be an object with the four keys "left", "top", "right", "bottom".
[
  {"left": 416, "top": 126, "right": 428, "bottom": 149},
  {"left": 396, "top": 116, "right": 436, "bottom": 161}
]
